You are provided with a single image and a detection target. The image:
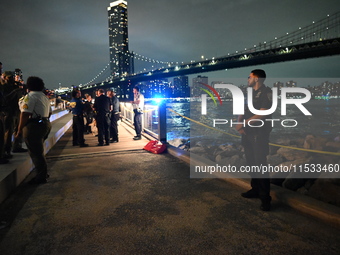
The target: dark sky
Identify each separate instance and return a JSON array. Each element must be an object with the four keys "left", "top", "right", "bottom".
[{"left": 1, "top": 0, "right": 339, "bottom": 89}]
